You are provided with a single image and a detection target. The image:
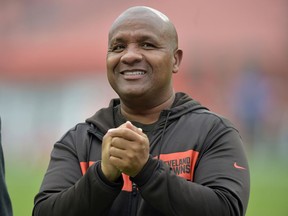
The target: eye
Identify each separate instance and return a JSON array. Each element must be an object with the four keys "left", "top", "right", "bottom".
[
  {"left": 141, "top": 42, "right": 155, "bottom": 49},
  {"left": 110, "top": 44, "right": 126, "bottom": 52}
]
